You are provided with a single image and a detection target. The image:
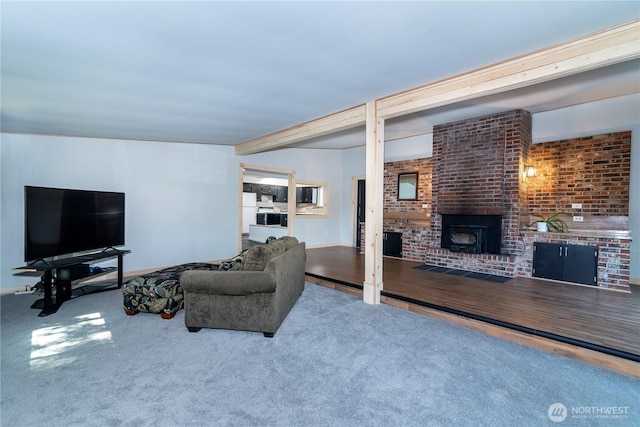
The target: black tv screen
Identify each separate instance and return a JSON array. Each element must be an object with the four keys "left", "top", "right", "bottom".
[{"left": 24, "top": 186, "right": 125, "bottom": 262}]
